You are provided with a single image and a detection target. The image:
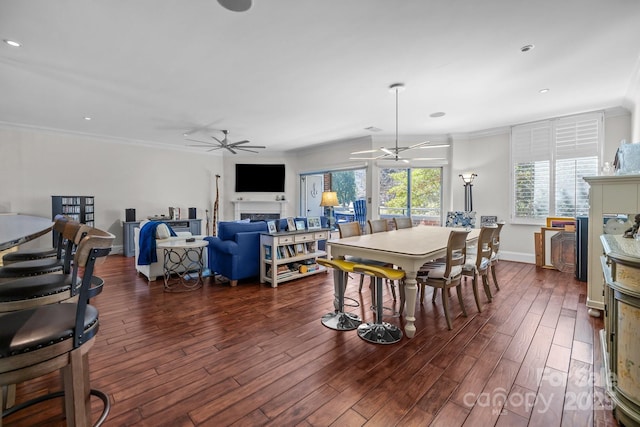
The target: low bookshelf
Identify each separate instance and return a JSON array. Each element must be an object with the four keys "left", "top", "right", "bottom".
[{"left": 260, "top": 228, "right": 329, "bottom": 287}]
